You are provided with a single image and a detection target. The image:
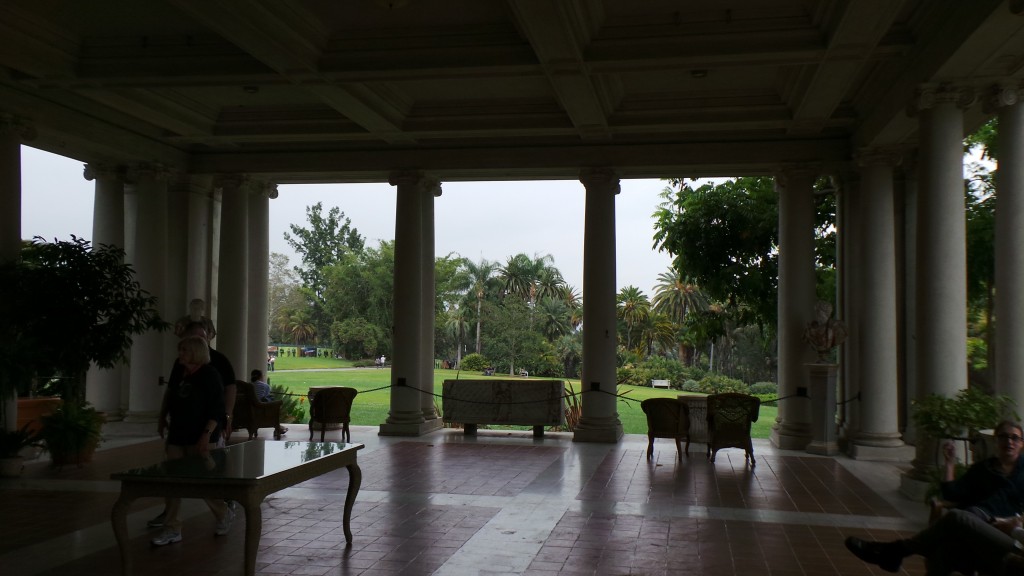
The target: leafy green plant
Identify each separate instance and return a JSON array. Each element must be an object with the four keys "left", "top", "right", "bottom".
[
  {"left": 460, "top": 353, "right": 489, "bottom": 372},
  {"left": 37, "top": 402, "right": 104, "bottom": 463},
  {"left": 271, "top": 384, "right": 306, "bottom": 423},
  {"left": 0, "top": 424, "right": 38, "bottom": 458},
  {"left": 696, "top": 373, "right": 749, "bottom": 394},
  {"left": 912, "top": 387, "right": 1016, "bottom": 440}
]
